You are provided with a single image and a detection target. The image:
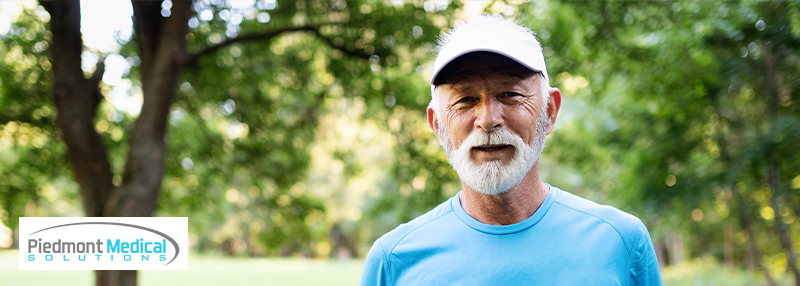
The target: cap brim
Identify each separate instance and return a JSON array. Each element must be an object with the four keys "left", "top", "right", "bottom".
[{"left": 431, "top": 49, "right": 545, "bottom": 85}]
